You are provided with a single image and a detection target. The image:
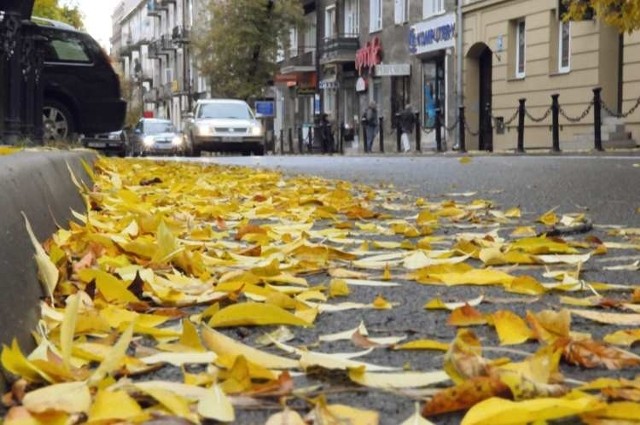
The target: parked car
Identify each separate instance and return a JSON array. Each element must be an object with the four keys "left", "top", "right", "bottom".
[
  {"left": 33, "top": 17, "right": 126, "bottom": 141},
  {"left": 83, "top": 130, "right": 127, "bottom": 157},
  {"left": 184, "top": 99, "right": 265, "bottom": 156},
  {"left": 129, "top": 118, "right": 185, "bottom": 156}
]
